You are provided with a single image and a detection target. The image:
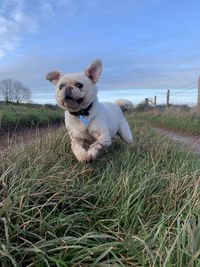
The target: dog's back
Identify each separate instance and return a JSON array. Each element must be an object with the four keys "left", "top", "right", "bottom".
[{"left": 95, "top": 102, "right": 131, "bottom": 140}]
